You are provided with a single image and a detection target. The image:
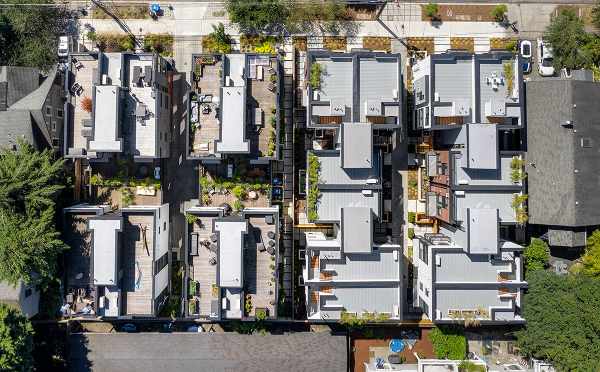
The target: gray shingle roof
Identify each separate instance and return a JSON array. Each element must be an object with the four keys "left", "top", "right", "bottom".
[
  {"left": 0, "top": 66, "right": 39, "bottom": 109},
  {"left": 69, "top": 332, "right": 348, "bottom": 372},
  {"left": 526, "top": 78, "right": 600, "bottom": 227}
]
